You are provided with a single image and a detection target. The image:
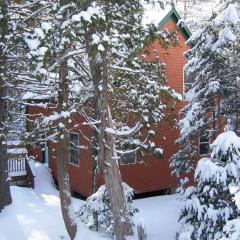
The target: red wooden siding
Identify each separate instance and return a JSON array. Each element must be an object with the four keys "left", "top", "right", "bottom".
[
  {"left": 115, "top": 18, "right": 188, "bottom": 194},
  {"left": 27, "top": 105, "right": 94, "bottom": 197}
]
